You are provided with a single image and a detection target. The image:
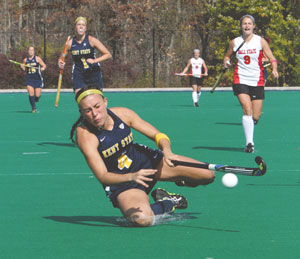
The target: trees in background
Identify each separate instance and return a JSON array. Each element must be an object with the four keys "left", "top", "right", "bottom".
[{"left": 0, "top": 0, "right": 299, "bottom": 88}]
